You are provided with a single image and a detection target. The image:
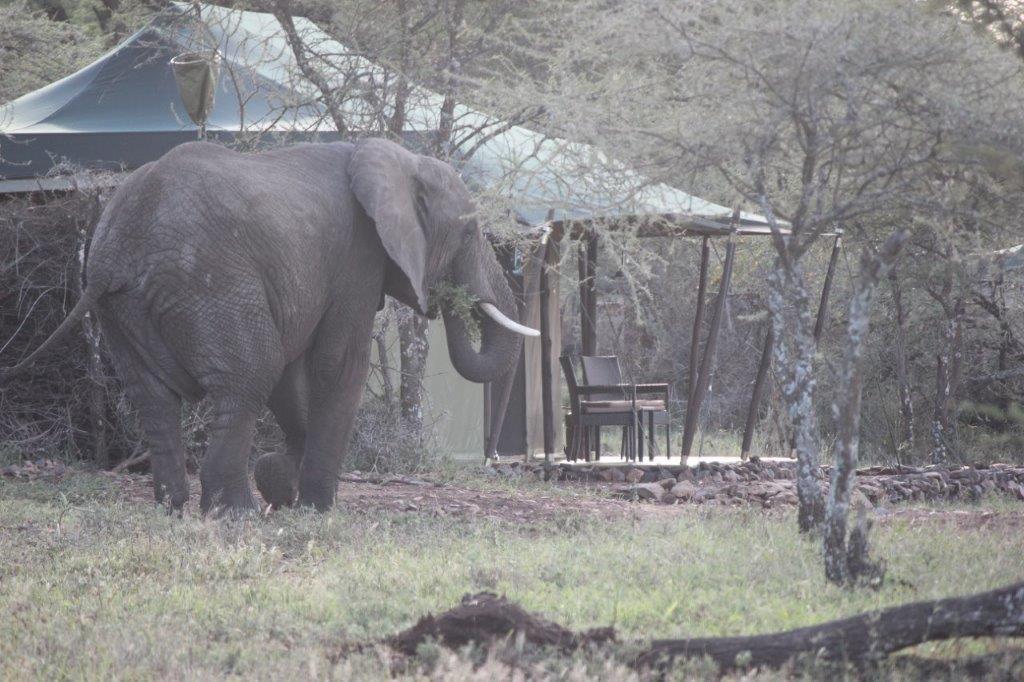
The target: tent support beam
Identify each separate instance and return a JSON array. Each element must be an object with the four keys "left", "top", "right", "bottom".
[
  {"left": 814, "top": 233, "right": 843, "bottom": 343},
  {"left": 582, "top": 233, "right": 598, "bottom": 356},
  {"left": 687, "top": 237, "right": 710, "bottom": 406},
  {"left": 540, "top": 236, "right": 558, "bottom": 462},
  {"left": 682, "top": 238, "right": 736, "bottom": 462},
  {"left": 483, "top": 383, "right": 492, "bottom": 460},
  {"left": 741, "top": 325, "right": 773, "bottom": 460}
]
